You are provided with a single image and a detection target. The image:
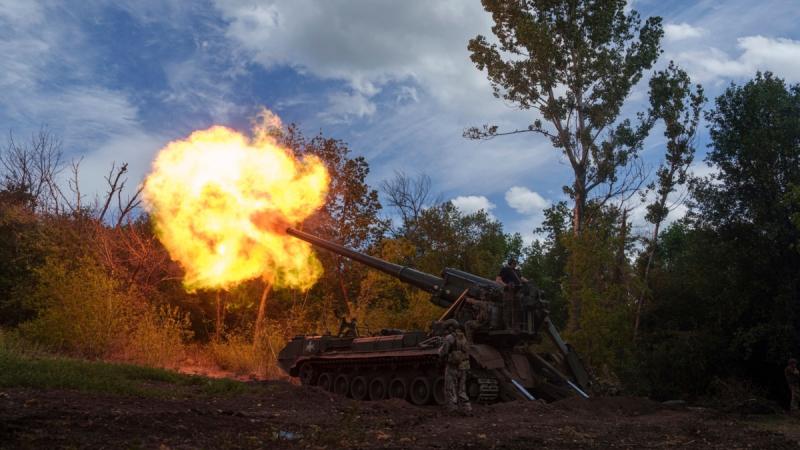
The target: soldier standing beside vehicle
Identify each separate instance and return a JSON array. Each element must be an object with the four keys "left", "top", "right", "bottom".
[
  {"left": 441, "top": 320, "right": 472, "bottom": 415},
  {"left": 786, "top": 358, "right": 800, "bottom": 413}
]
